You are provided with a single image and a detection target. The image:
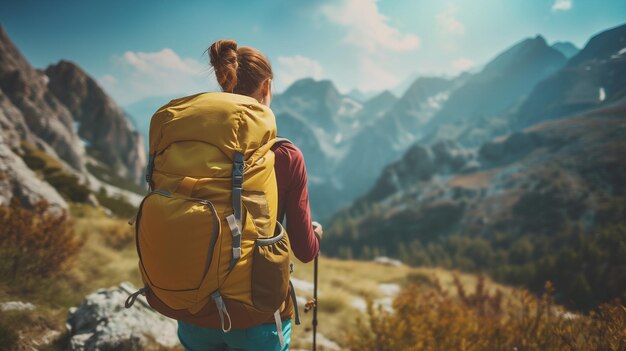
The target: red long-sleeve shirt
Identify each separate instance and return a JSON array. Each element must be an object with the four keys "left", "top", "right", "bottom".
[{"left": 272, "top": 141, "right": 319, "bottom": 263}]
